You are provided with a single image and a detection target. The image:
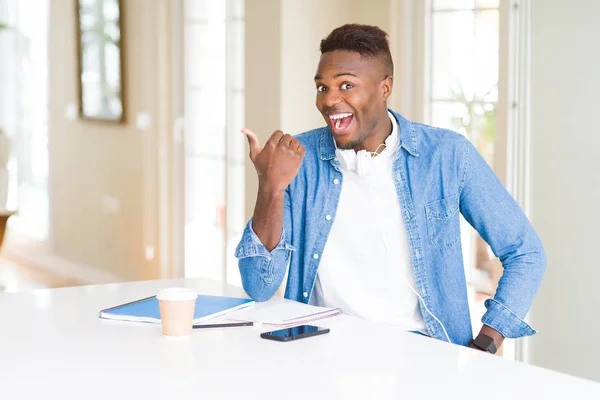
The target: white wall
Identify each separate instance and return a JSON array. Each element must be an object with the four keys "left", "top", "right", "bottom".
[{"left": 528, "top": 0, "right": 600, "bottom": 382}]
